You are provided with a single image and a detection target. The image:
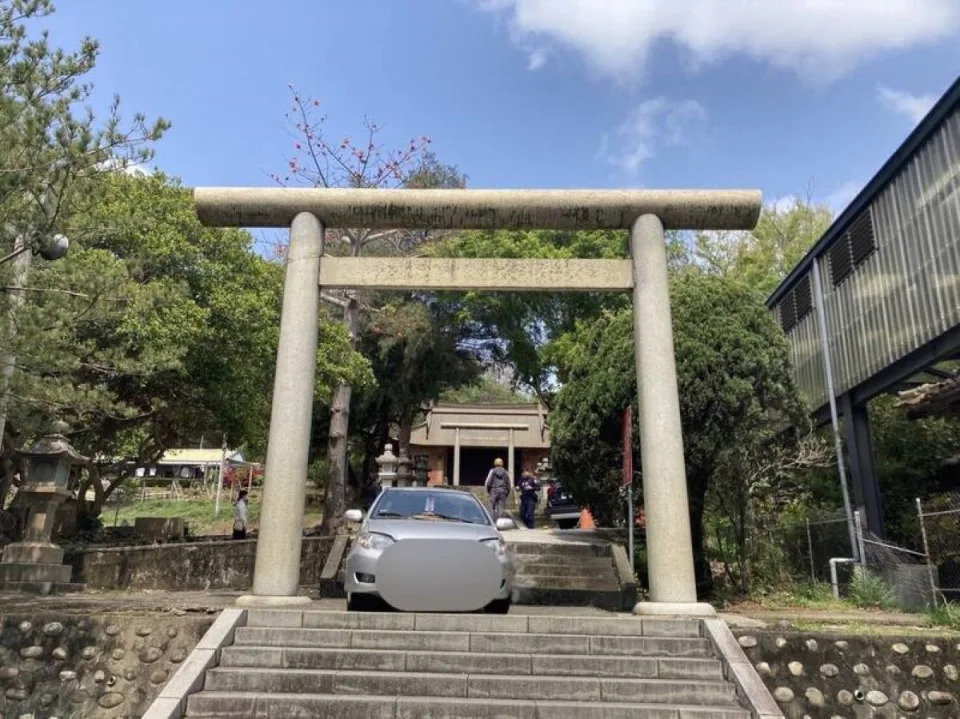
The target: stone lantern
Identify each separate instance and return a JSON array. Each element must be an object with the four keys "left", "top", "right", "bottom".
[
  {"left": 413, "top": 455, "right": 429, "bottom": 487},
  {"left": 0, "top": 420, "right": 87, "bottom": 593},
  {"left": 376, "top": 443, "right": 398, "bottom": 488},
  {"left": 396, "top": 447, "right": 412, "bottom": 487}
]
